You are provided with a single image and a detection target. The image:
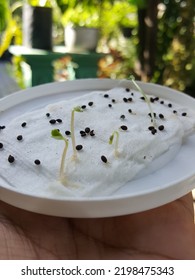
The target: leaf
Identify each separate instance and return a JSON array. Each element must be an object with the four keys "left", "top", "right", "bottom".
[
  {"left": 109, "top": 134, "right": 114, "bottom": 144},
  {"left": 73, "top": 106, "right": 83, "bottom": 112},
  {"left": 0, "top": 19, "right": 17, "bottom": 57},
  {"left": 51, "top": 129, "right": 64, "bottom": 140}
]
